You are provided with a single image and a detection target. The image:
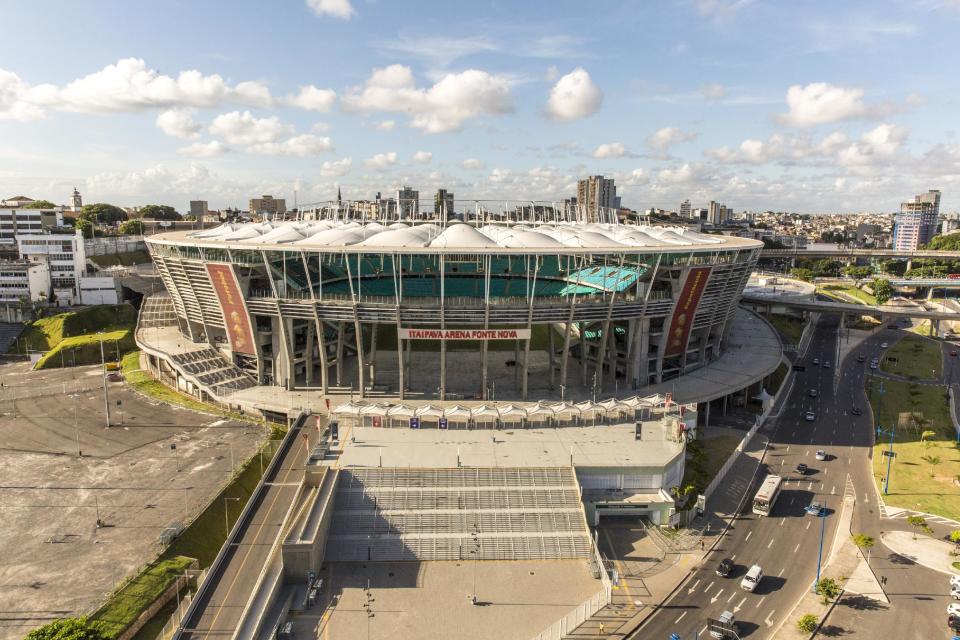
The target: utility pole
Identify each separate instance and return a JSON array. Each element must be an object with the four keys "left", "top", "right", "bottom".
[
  {"left": 99, "top": 333, "right": 111, "bottom": 427},
  {"left": 814, "top": 496, "right": 827, "bottom": 590}
]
